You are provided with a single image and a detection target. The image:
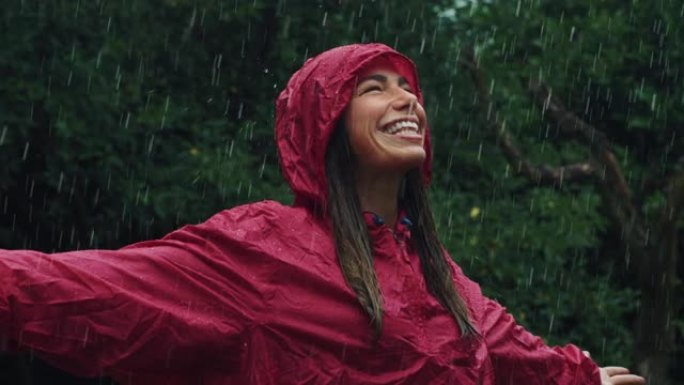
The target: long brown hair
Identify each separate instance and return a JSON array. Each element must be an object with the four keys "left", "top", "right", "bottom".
[{"left": 325, "top": 123, "right": 478, "bottom": 339}]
